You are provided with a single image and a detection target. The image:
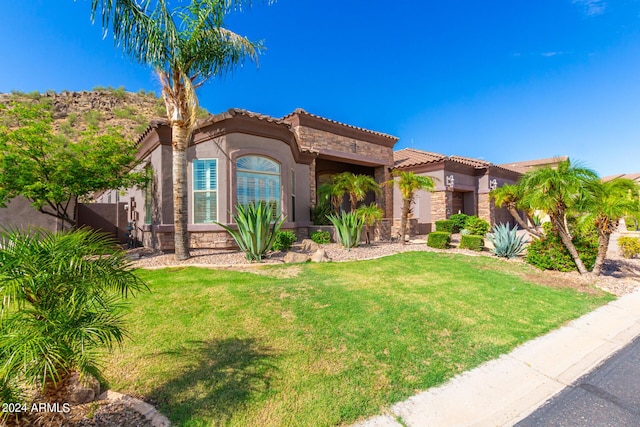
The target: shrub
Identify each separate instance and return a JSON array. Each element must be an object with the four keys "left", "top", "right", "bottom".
[
  {"left": 216, "top": 203, "right": 285, "bottom": 262},
  {"left": 460, "top": 228, "right": 471, "bottom": 236},
  {"left": 526, "top": 223, "right": 597, "bottom": 272},
  {"left": 435, "top": 220, "right": 454, "bottom": 233},
  {"left": 311, "top": 230, "right": 331, "bottom": 244},
  {"left": 327, "top": 211, "right": 364, "bottom": 251},
  {"left": 625, "top": 217, "right": 638, "bottom": 231},
  {"left": 427, "top": 231, "right": 451, "bottom": 249},
  {"left": 311, "top": 201, "right": 332, "bottom": 225},
  {"left": 464, "top": 216, "right": 490, "bottom": 236},
  {"left": 273, "top": 231, "right": 297, "bottom": 252},
  {"left": 459, "top": 234, "right": 484, "bottom": 251},
  {"left": 449, "top": 213, "right": 469, "bottom": 233},
  {"left": 618, "top": 236, "right": 640, "bottom": 258},
  {"left": 487, "top": 223, "right": 527, "bottom": 258},
  {"left": 0, "top": 228, "right": 147, "bottom": 407}
]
